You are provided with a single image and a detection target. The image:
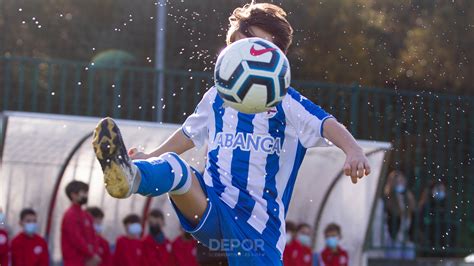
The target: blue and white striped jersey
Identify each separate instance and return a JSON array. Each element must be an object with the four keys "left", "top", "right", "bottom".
[{"left": 182, "top": 86, "right": 333, "bottom": 256}]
